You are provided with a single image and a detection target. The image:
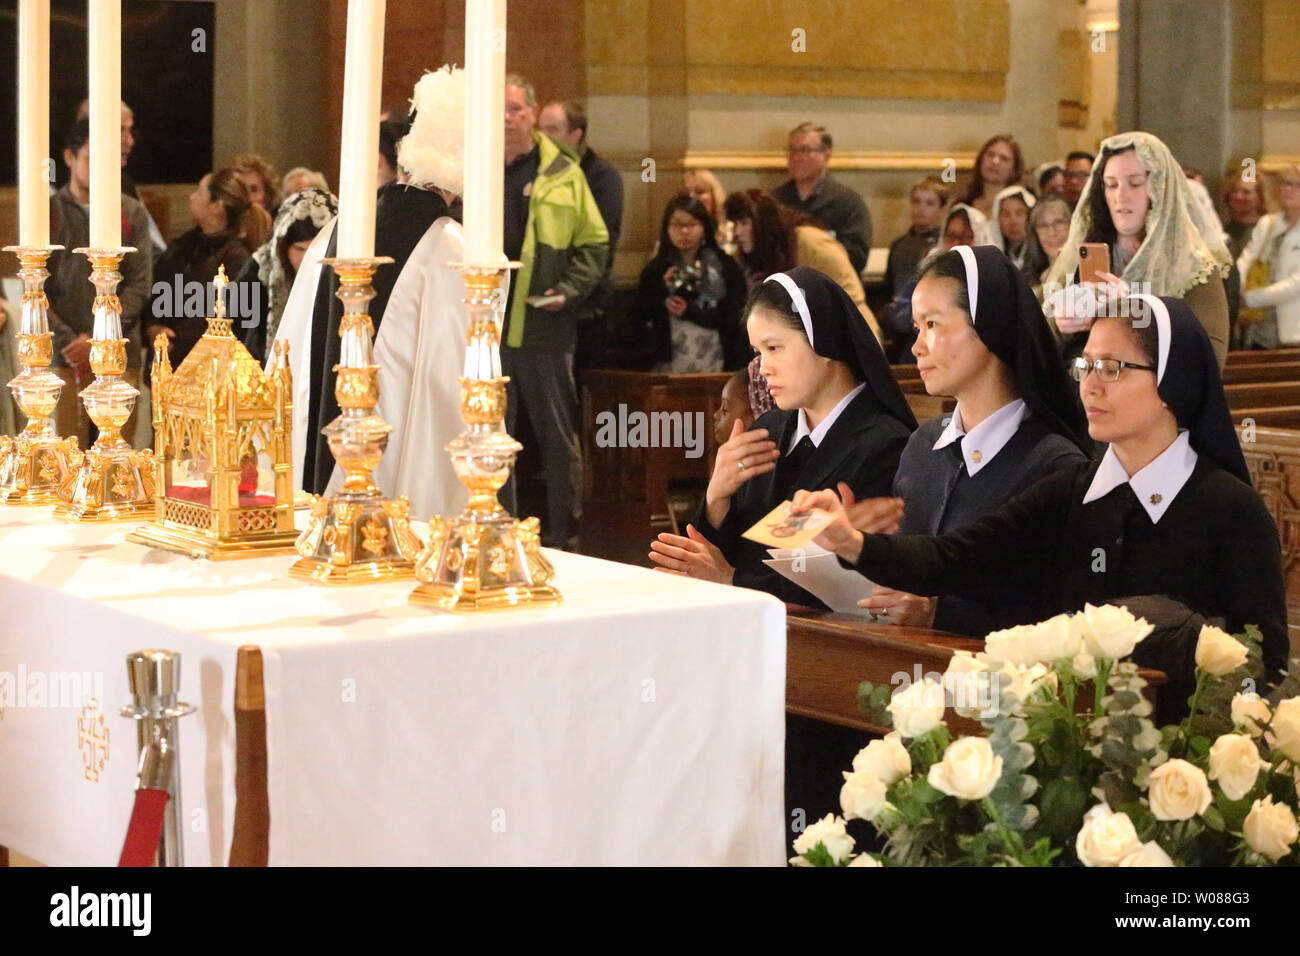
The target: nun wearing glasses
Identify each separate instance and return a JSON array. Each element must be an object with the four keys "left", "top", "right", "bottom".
[{"left": 797, "top": 292, "right": 1288, "bottom": 690}]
